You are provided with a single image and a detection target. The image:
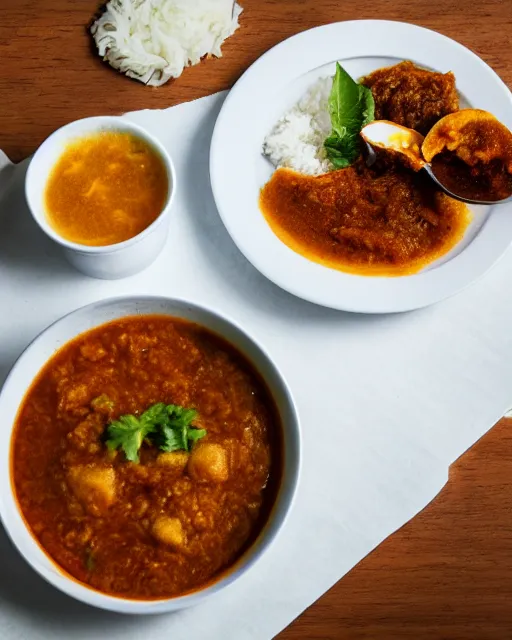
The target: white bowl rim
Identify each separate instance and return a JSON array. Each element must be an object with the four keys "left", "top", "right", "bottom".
[
  {"left": 0, "top": 295, "right": 301, "bottom": 614},
  {"left": 24, "top": 116, "right": 177, "bottom": 254}
]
